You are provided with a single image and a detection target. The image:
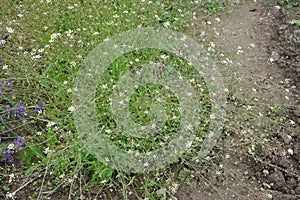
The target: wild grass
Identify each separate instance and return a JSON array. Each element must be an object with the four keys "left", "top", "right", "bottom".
[
  {"left": 0, "top": 0, "right": 221, "bottom": 199},
  {"left": 2, "top": 0, "right": 298, "bottom": 199}
]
